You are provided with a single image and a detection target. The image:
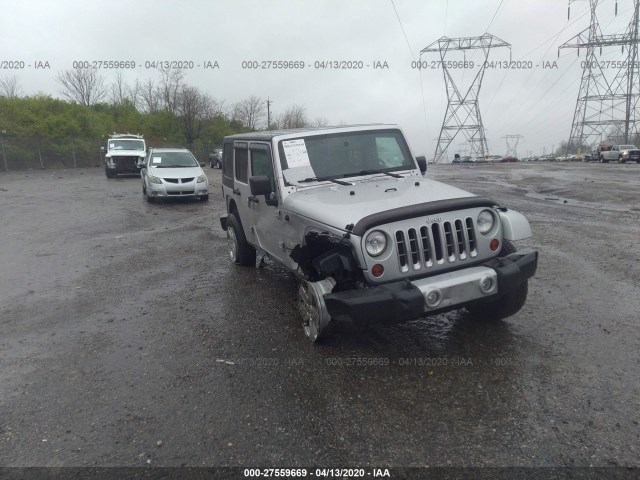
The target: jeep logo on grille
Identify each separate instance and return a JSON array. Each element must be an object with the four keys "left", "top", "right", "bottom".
[{"left": 425, "top": 216, "right": 442, "bottom": 224}]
